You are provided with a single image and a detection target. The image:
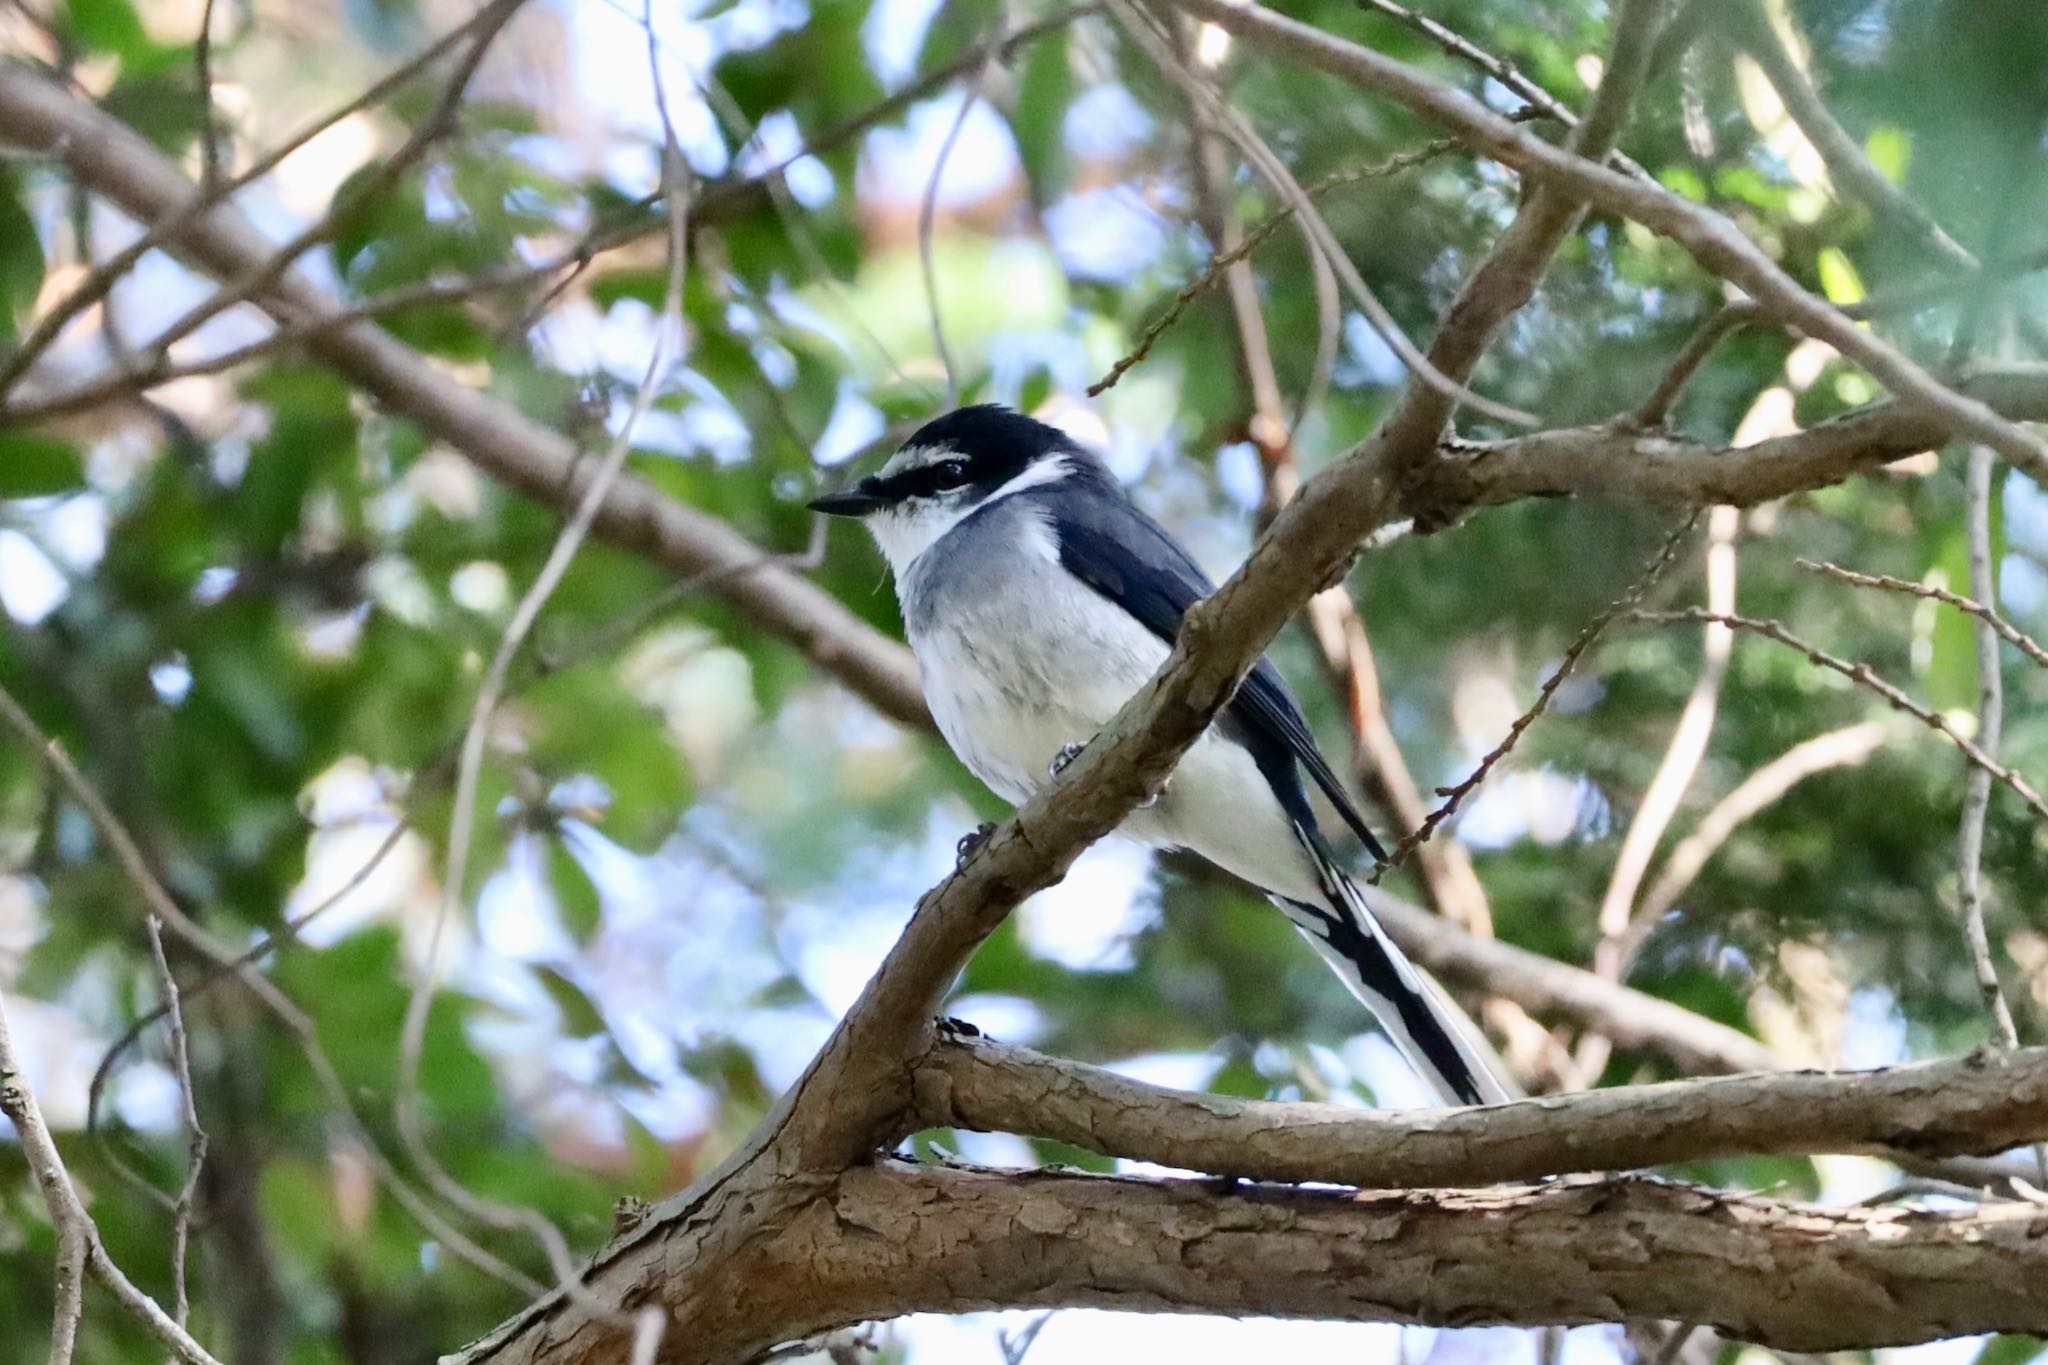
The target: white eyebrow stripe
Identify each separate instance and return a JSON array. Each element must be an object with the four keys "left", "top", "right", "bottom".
[
  {"left": 977, "top": 454, "right": 1073, "bottom": 506},
  {"left": 878, "top": 442, "right": 949, "bottom": 479}
]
